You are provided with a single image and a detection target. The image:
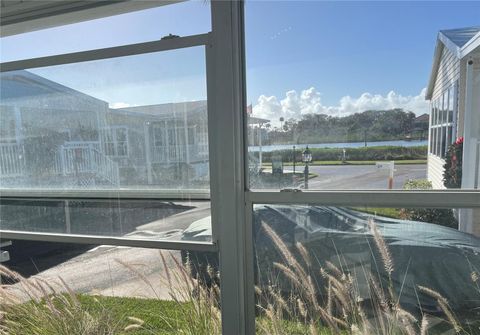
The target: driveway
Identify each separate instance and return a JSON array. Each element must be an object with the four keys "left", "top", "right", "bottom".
[{"left": 291, "top": 164, "right": 427, "bottom": 189}]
